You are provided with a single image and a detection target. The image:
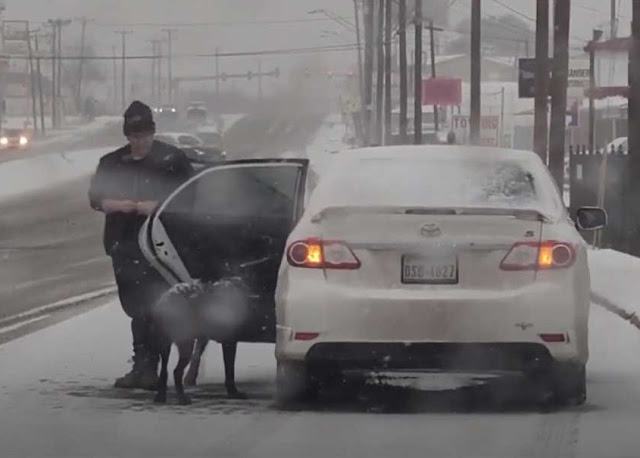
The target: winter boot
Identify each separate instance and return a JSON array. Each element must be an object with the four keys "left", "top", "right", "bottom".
[{"left": 114, "top": 345, "right": 145, "bottom": 389}]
